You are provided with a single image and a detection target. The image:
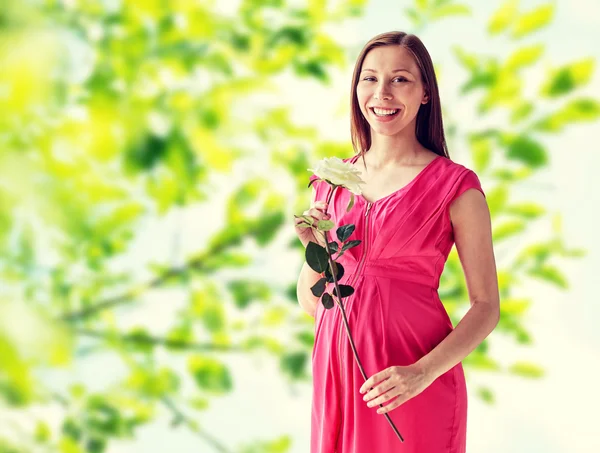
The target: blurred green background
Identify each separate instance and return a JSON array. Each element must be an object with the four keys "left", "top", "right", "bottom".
[{"left": 1, "top": 0, "right": 599, "bottom": 452}]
